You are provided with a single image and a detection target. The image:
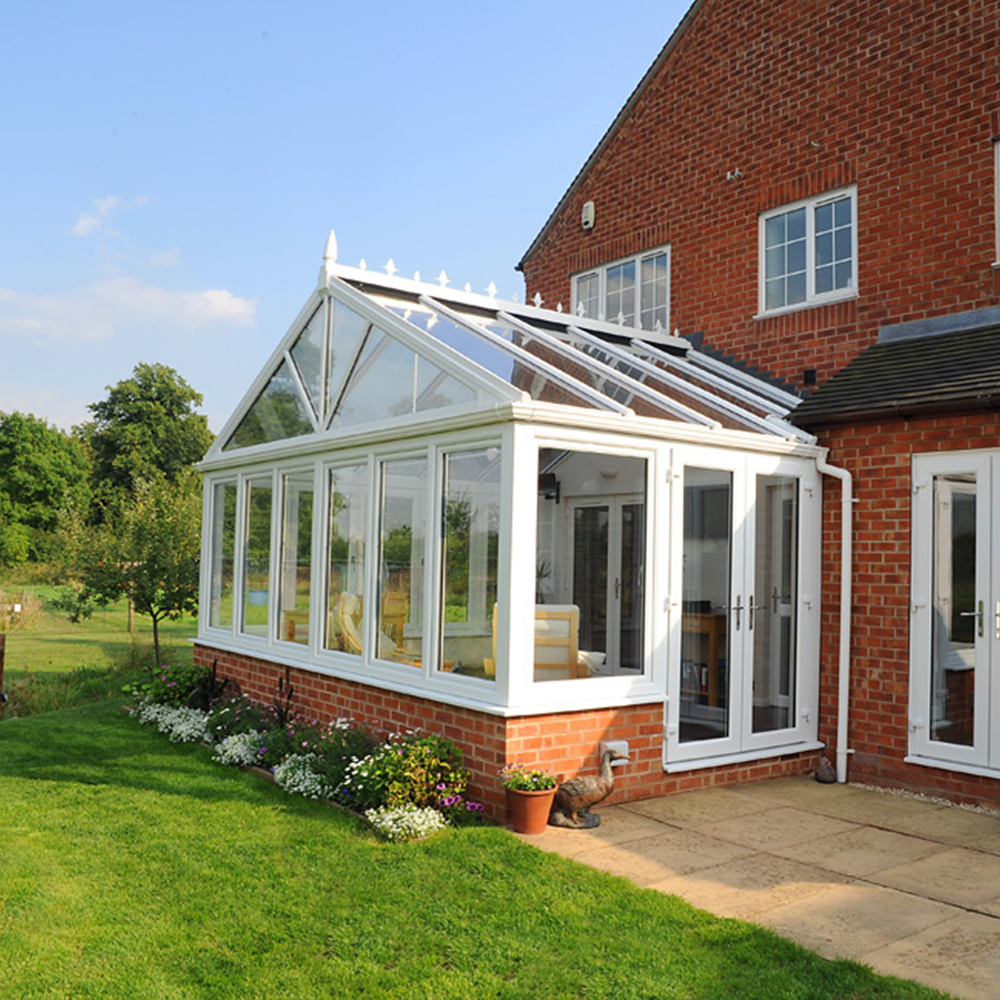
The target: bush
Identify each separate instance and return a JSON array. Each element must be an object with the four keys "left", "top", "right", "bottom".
[{"left": 124, "top": 661, "right": 209, "bottom": 706}]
